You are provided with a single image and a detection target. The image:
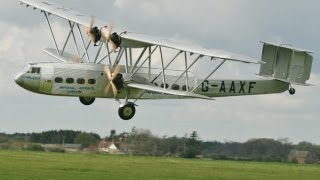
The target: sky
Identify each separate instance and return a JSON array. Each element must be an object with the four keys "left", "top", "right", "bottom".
[{"left": 0, "top": 0, "right": 319, "bottom": 144}]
